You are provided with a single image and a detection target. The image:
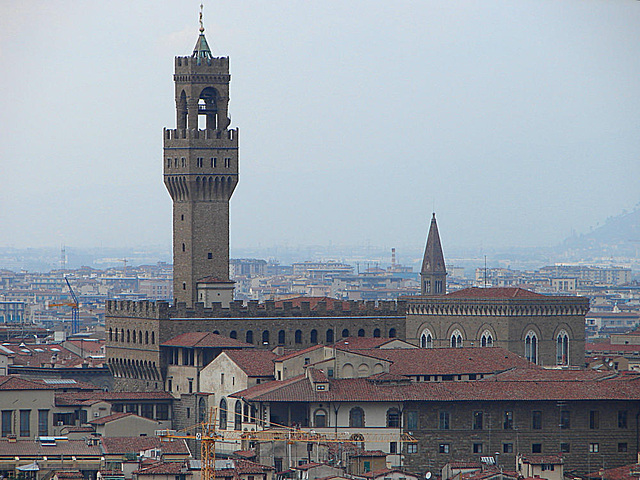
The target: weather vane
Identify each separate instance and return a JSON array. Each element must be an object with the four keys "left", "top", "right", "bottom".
[{"left": 199, "top": 3, "right": 205, "bottom": 33}]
